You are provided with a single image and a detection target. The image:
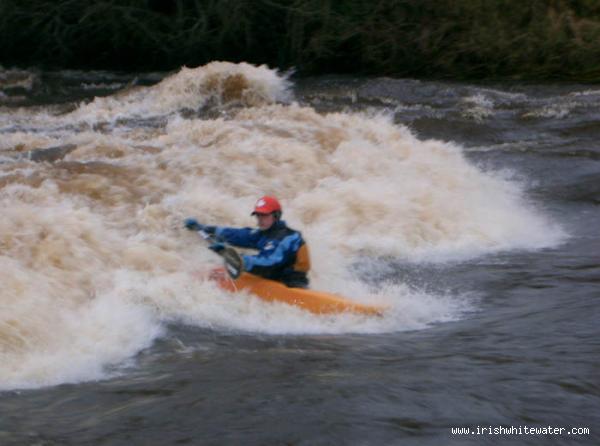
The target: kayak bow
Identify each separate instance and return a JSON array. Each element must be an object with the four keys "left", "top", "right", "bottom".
[{"left": 211, "top": 268, "right": 384, "bottom": 316}]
